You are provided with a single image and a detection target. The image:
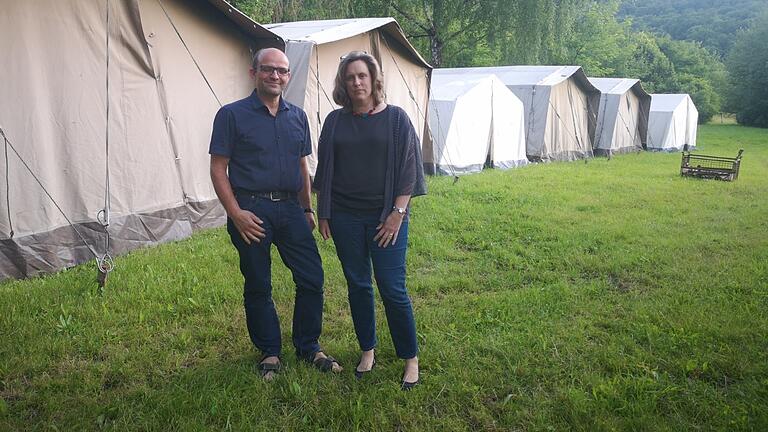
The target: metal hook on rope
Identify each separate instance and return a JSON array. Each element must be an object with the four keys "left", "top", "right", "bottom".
[
  {"left": 96, "top": 252, "right": 115, "bottom": 290},
  {"left": 96, "top": 207, "right": 114, "bottom": 289}
]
